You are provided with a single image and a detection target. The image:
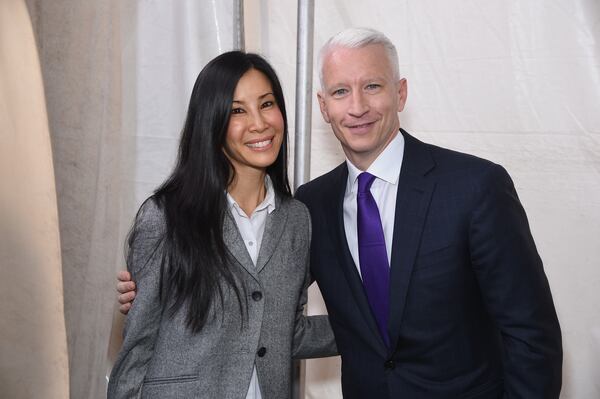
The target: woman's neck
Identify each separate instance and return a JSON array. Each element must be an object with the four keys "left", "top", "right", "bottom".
[{"left": 228, "top": 168, "right": 267, "bottom": 217}]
